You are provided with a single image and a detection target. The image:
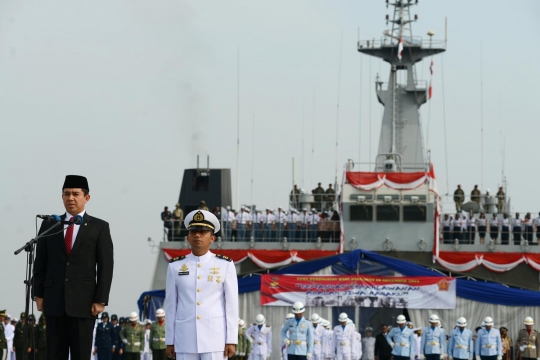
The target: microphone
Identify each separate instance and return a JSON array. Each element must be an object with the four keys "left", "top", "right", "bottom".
[
  {"left": 37, "top": 214, "right": 61, "bottom": 222},
  {"left": 64, "top": 215, "right": 84, "bottom": 225}
]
